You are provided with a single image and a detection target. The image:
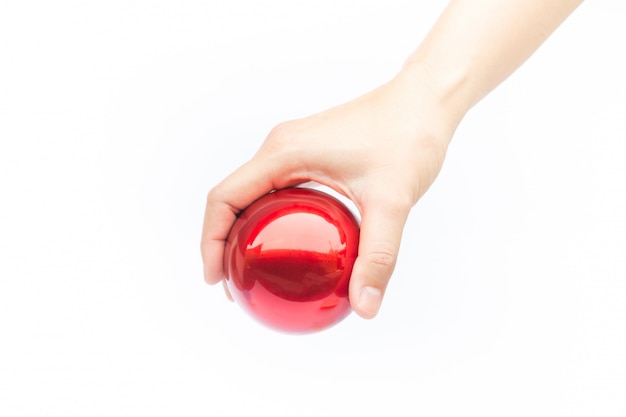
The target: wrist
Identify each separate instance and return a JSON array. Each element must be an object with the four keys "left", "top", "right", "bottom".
[
  {"left": 398, "top": 56, "right": 474, "bottom": 134},
  {"left": 389, "top": 57, "right": 472, "bottom": 148}
]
